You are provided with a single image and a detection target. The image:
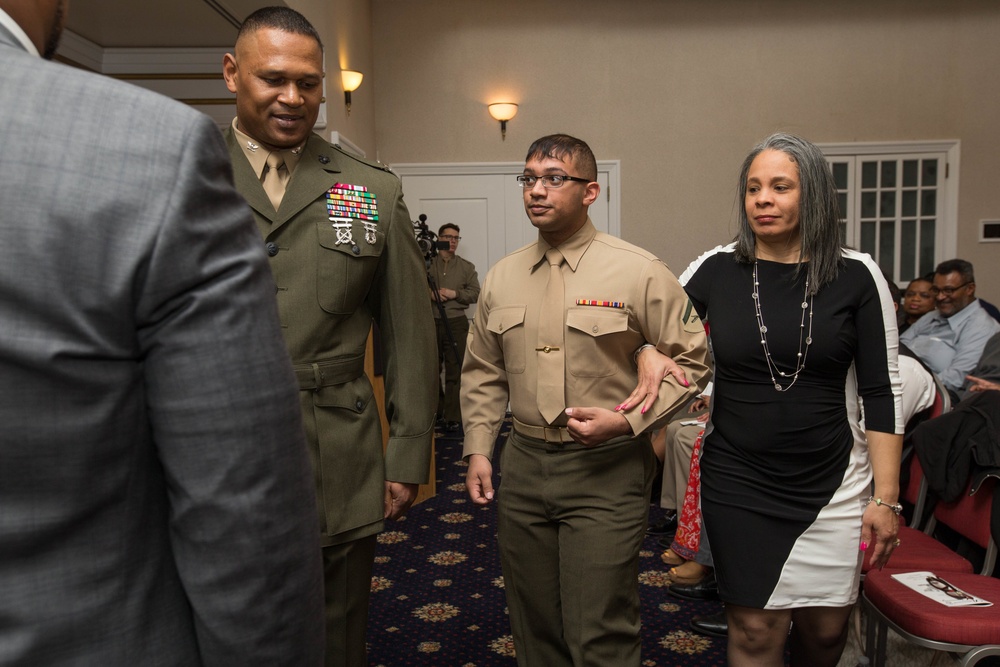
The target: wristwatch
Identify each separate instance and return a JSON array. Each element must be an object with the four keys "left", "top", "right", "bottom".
[{"left": 868, "top": 496, "right": 903, "bottom": 515}]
